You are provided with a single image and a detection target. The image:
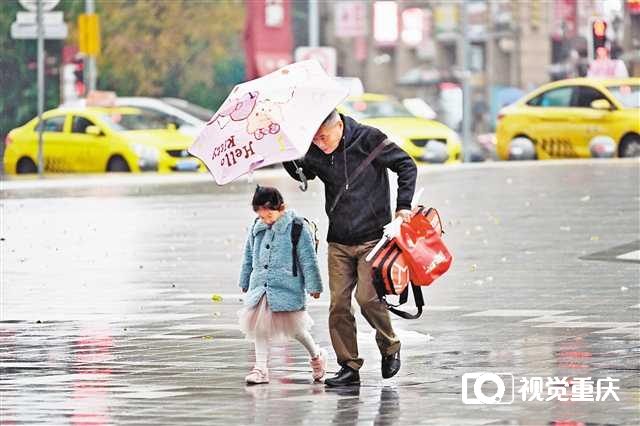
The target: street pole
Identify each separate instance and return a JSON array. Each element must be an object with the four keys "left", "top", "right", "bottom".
[
  {"left": 85, "top": 0, "right": 96, "bottom": 92},
  {"left": 36, "top": 0, "right": 44, "bottom": 176},
  {"left": 309, "top": 0, "right": 319, "bottom": 47},
  {"left": 460, "top": 0, "right": 472, "bottom": 163}
]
